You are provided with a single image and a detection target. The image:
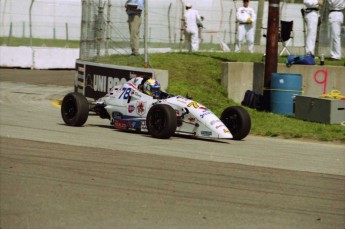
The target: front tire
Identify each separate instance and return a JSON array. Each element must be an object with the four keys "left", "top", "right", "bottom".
[
  {"left": 220, "top": 106, "right": 251, "bottom": 140},
  {"left": 146, "top": 104, "right": 177, "bottom": 139},
  {"left": 61, "top": 92, "right": 89, "bottom": 126}
]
